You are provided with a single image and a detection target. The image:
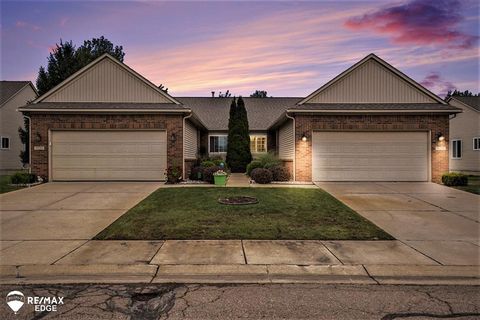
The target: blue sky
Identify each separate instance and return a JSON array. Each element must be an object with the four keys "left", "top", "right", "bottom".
[{"left": 1, "top": 0, "right": 478, "bottom": 97}]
